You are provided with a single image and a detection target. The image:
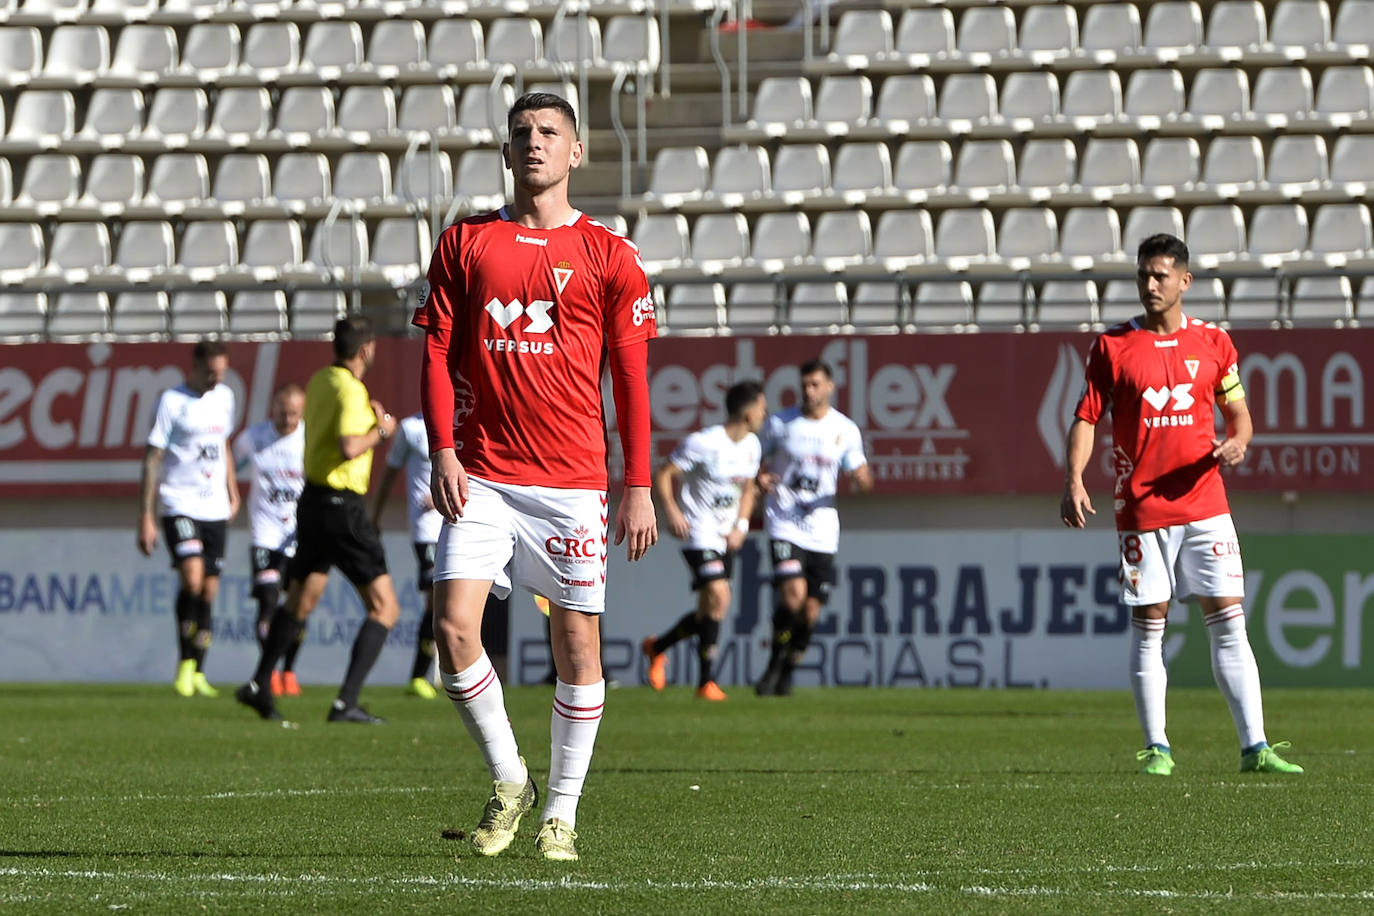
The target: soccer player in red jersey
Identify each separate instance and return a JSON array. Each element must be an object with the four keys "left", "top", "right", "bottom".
[
  {"left": 412, "top": 92, "right": 658, "bottom": 861},
  {"left": 1061, "top": 233, "right": 1303, "bottom": 777}
]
